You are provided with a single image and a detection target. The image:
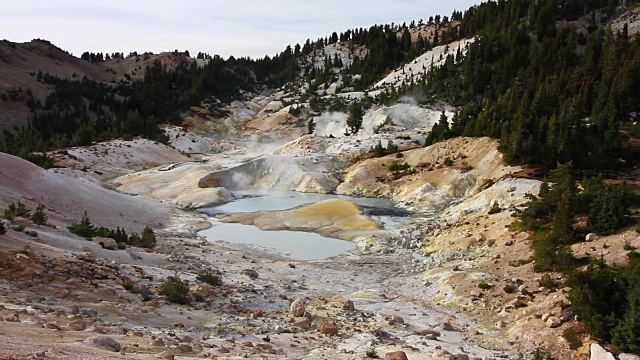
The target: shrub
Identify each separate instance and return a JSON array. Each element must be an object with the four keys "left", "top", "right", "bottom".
[
  {"left": 503, "top": 284, "right": 516, "bottom": 294},
  {"left": 477, "top": 281, "right": 492, "bottom": 290},
  {"left": 443, "top": 157, "right": 454, "bottom": 166},
  {"left": 0, "top": 222, "right": 5, "bottom": 235},
  {"left": 396, "top": 152, "right": 404, "bottom": 158},
  {"left": 139, "top": 226, "right": 157, "bottom": 248},
  {"left": 488, "top": 201, "right": 502, "bottom": 215},
  {"left": 122, "top": 281, "right": 135, "bottom": 290},
  {"left": 196, "top": 269, "right": 222, "bottom": 286},
  {"left": 30, "top": 204, "right": 47, "bottom": 225},
  {"left": 624, "top": 242, "right": 636, "bottom": 251},
  {"left": 67, "top": 211, "right": 95, "bottom": 238},
  {"left": 12, "top": 224, "right": 25, "bottom": 232},
  {"left": 562, "top": 327, "right": 583, "bottom": 350},
  {"left": 538, "top": 274, "right": 558, "bottom": 289},
  {"left": 159, "top": 276, "right": 190, "bottom": 304},
  {"left": 3, "top": 201, "right": 31, "bottom": 220},
  {"left": 532, "top": 349, "right": 557, "bottom": 360}
]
